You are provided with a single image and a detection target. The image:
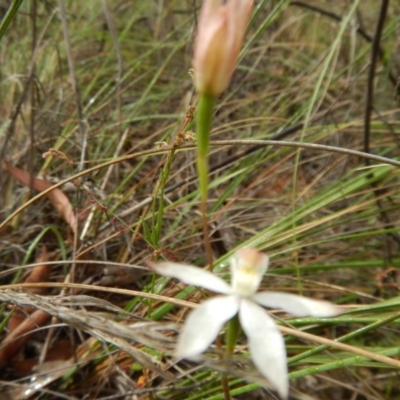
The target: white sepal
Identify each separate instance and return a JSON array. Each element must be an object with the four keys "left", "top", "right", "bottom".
[
  {"left": 239, "top": 299, "right": 288, "bottom": 399},
  {"left": 175, "top": 295, "right": 240, "bottom": 359},
  {"left": 150, "top": 262, "right": 231, "bottom": 294},
  {"left": 252, "top": 292, "right": 342, "bottom": 317}
]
